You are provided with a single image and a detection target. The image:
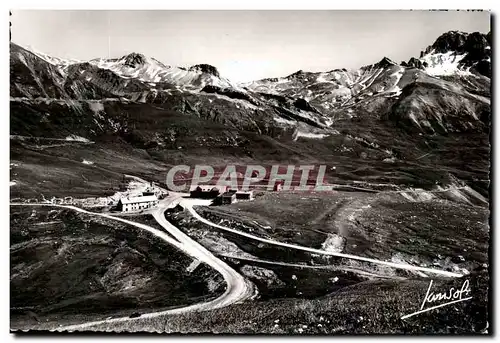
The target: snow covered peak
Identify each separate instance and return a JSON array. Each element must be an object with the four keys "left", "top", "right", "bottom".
[
  {"left": 20, "top": 44, "right": 82, "bottom": 68},
  {"left": 89, "top": 53, "right": 166, "bottom": 80},
  {"left": 375, "top": 57, "right": 398, "bottom": 68},
  {"left": 416, "top": 30, "right": 491, "bottom": 77},
  {"left": 14, "top": 44, "right": 234, "bottom": 90},
  {"left": 88, "top": 54, "right": 235, "bottom": 89},
  {"left": 395, "top": 30, "right": 491, "bottom": 78}
]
